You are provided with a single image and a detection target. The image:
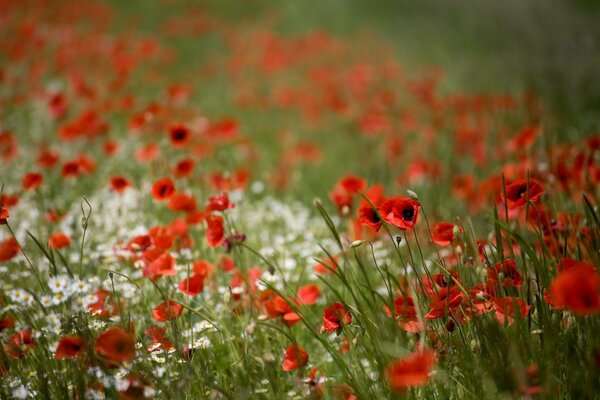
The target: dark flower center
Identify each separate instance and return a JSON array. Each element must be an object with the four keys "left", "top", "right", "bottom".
[{"left": 402, "top": 207, "right": 414, "bottom": 221}]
